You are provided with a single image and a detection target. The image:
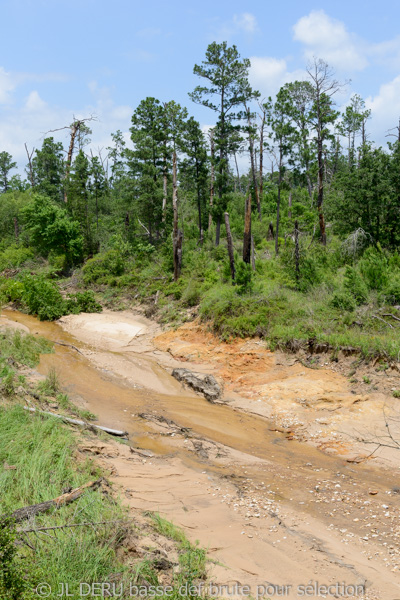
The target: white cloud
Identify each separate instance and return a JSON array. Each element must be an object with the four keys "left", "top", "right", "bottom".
[
  {"left": 370, "top": 36, "right": 400, "bottom": 69},
  {"left": 0, "top": 67, "right": 16, "bottom": 103},
  {"left": 233, "top": 13, "right": 258, "bottom": 34},
  {"left": 366, "top": 75, "right": 400, "bottom": 143},
  {"left": 293, "top": 10, "right": 368, "bottom": 72},
  {"left": 214, "top": 12, "right": 258, "bottom": 41},
  {"left": 249, "top": 56, "right": 306, "bottom": 99},
  {"left": 25, "top": 91, "right": 47, "bottom": 112}
]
